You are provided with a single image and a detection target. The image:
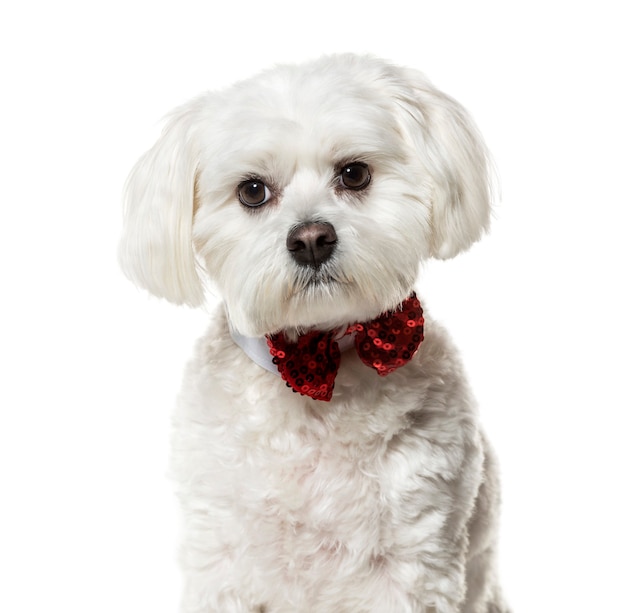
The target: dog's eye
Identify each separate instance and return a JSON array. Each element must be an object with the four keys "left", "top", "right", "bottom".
[
  {"left": 238, "top": 180, "right": 272, "bottom": 207},
  {"left": 339, "top": 163, "right": 371, "bottom": 191}
]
